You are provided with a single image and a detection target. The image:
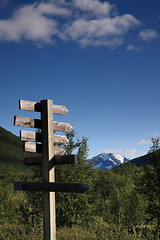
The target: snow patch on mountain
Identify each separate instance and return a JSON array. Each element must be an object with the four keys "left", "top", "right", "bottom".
[{"left": 91, "top": 153, "right": 129, "bottom": 170}]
